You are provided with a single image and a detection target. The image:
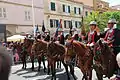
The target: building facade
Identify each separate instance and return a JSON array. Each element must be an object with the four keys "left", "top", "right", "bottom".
[
  {"left": 95, "top": 0, "right": 110, "bottom": 12},
  {"left": 0, "top": 0, "right": 44, "bottom": 39},
  {"left": 111, "top": 5, "right": 120, "bottom": 11},
  {"left": 44, "top": 0, "right": 84, "bottom": 34}
]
